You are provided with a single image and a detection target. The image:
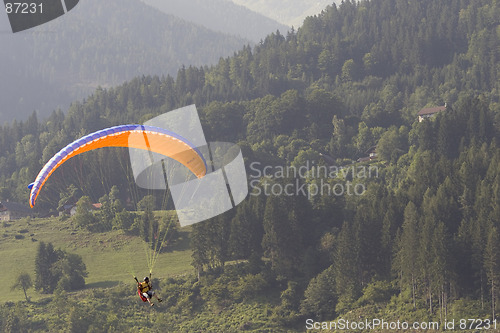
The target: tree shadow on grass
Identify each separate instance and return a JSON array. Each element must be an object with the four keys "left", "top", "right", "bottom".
[{"left": 163, "top": 230, "right": 191, "bottom": 252}]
